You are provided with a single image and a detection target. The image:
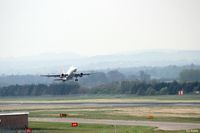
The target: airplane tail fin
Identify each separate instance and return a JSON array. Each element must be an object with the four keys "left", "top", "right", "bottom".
[{"left": 61, "top": 66, "right": 65, "bottom": 74}]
